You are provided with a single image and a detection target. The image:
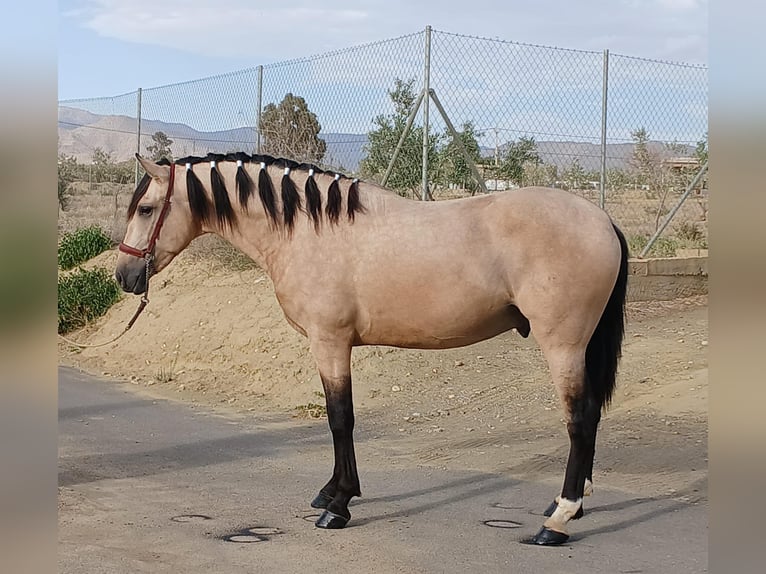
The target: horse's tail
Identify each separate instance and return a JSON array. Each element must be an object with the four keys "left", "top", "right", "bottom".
[{"left": 586, "top": 223, "right": 629, "bottom": 410}]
